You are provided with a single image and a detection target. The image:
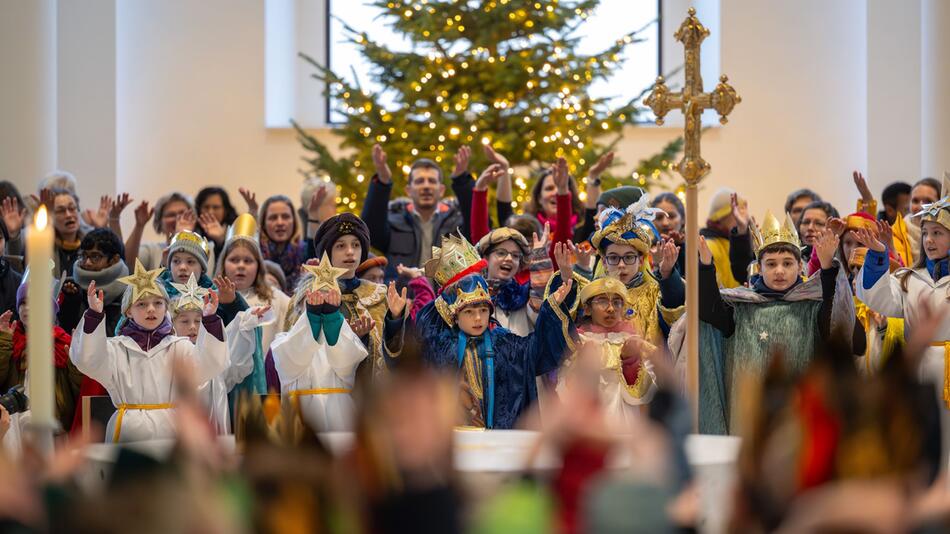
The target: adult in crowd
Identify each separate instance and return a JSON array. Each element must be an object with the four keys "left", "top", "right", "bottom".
[
  {"left": 194, "top": 186, "right": 239, "bottom": 258},
  {"left": 125, "top": 192, "right": 198, "bottom": 271},
  {"left": 784, "top": 188, "right": 822, "bottom": 227}
]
